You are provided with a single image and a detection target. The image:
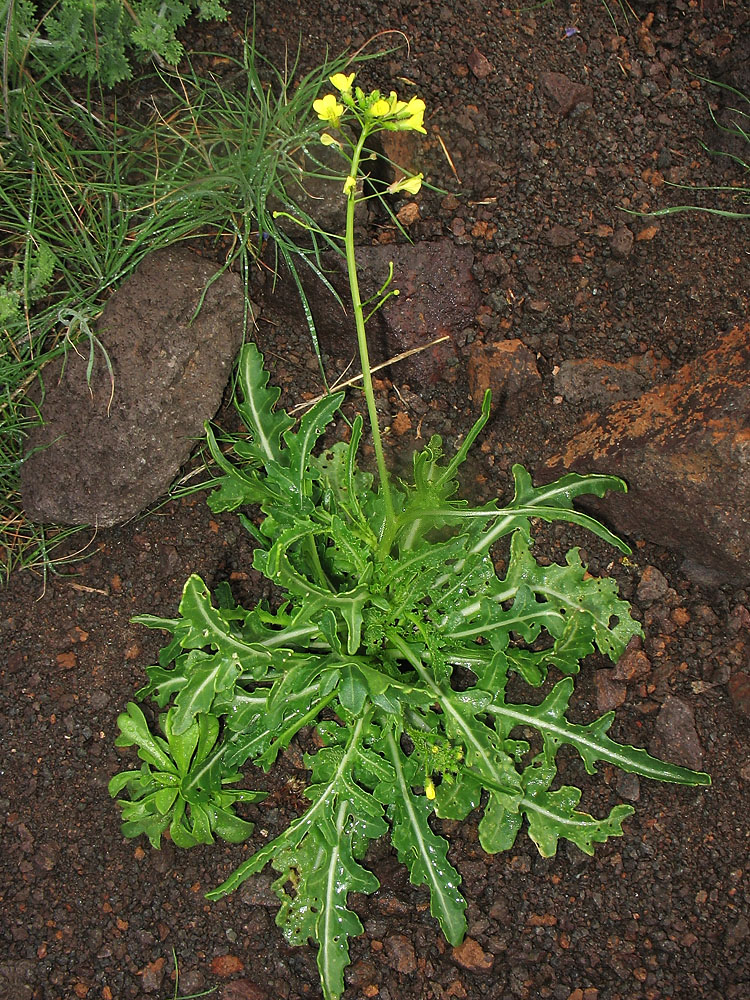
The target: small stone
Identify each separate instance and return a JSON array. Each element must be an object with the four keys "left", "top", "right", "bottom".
[
  {"left": 615, "top": 771, "right": 641, "bottom": 802},
  {"left": 452, "top": 937, "right": 494, "bottom": 971},
  {"left": 650, "top": 696, "right": 704, "bottom": 771},
  {"left": 468, "top": 47, "right": 493, "bottom": 79},
  {"left": 345, "top": 959, "right": 379, "bottom": 990},
  {"left": 610, "top": 226, "right": 635, "bottom": 258},
  {"left": 613, "top": 644, "right": 651, "bottom": 683},
  {"left": 467, "top": 339, "right": 541, "bottom": 414},
  {"left": 728, "top": 672, "right": 750, "bottom": 717},
  {"left": 540, "top": 72, "right": 594, "bottom": 114},
  {"left": 636, "top": 224, "right": 659, "bottom": 242},
  {"left": 636, "top": 566, "right": 670, "bottom": 603},
  {"left": 671, "top": 606, "right": 691, "bottom": 626},
  {"left": 139, "top": 958, "right": 165, "bottom": 994},
  {"left": 544, "top": 223, "right": 577, "bottom": 247},
  {"left": 396, "top": 202, "right": 420, "bottom": 226},
  {"left": 729, "top": 604, "right": 750, "bottom": 633},
  {"left": 210, "top": 955, "right": 245, "bottom": 977},
  {"left": 527, "top": 913, "right": 557, "bottom": 927},
  {"left": 595, "top": 669, "right": 627, "bottom": 713},
  {"left": 384, "top": 933, "right": 417, "bottom": 973},
  {"left": 724, "top": 916, "right": 749, "bottom": 949}
]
